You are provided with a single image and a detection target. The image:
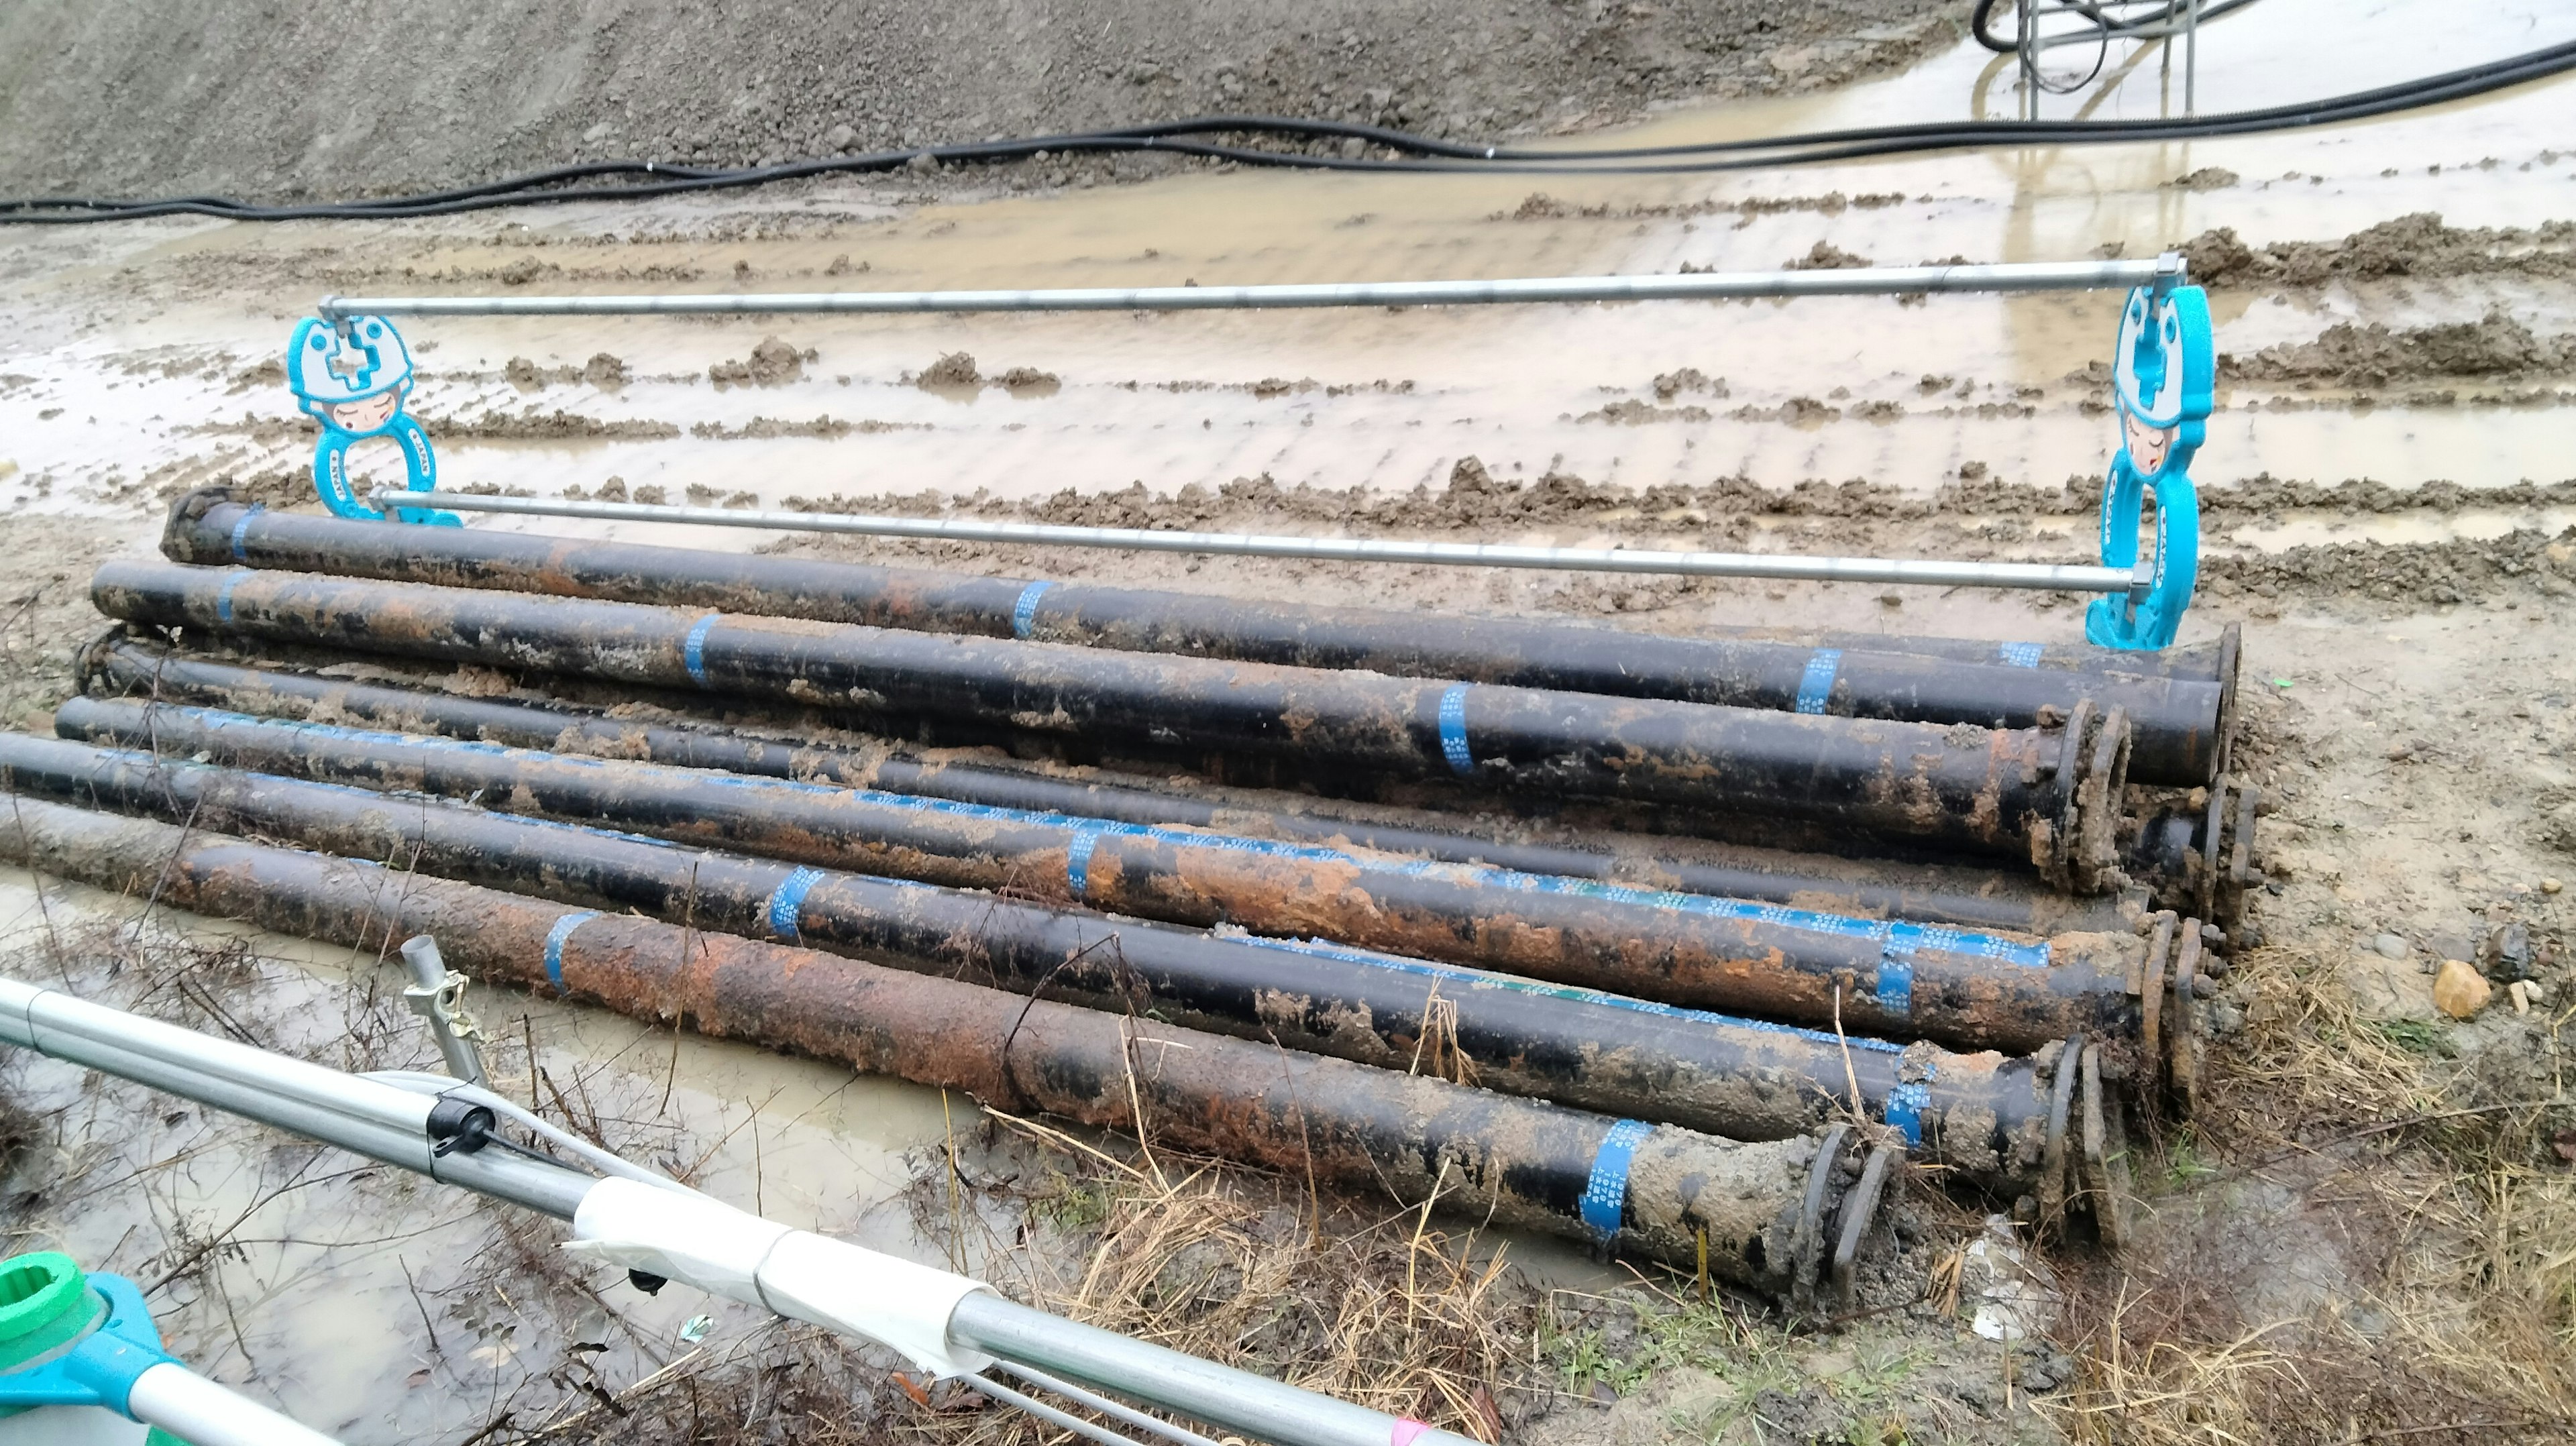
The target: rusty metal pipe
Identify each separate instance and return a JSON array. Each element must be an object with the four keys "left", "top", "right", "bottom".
[
  {"left": 0, "top": 790, "right": 1894, "bottom": 1289},
  {"left": 50, "top": 698, "right": 2145, "bottom": 1064},
  {"left": 90, "top": 560, "right": 2127, "bottom": 881},
  {"left": 0, "top": 732, "right": 2057, "bottom": 1184},
  {"left": 81, "top": 638, "right": 2145, "bottom": 936},
  {"left": 166, "top": 493, "right": 2225, "bottom": 785}
]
